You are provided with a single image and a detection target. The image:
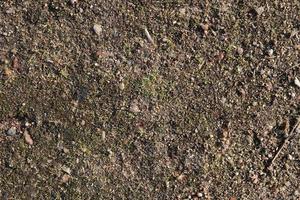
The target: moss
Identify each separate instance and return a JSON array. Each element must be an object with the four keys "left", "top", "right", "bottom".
[{"left": 134, "top": 69, "right": 174, "bottom": 103}]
